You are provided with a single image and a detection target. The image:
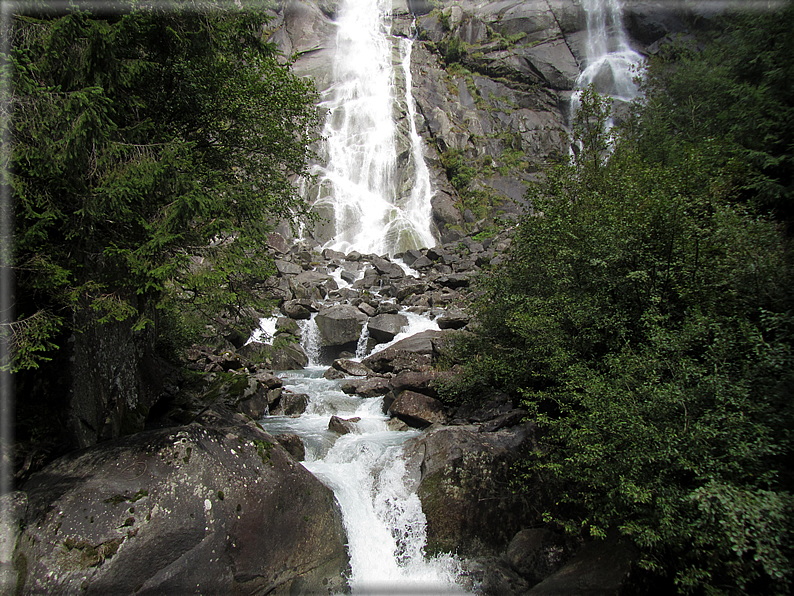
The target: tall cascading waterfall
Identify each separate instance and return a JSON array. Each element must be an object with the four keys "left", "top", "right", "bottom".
[
  {"left": 305, "top": 0, "right": 436, "bottom": 256},
  {"left": 261, "top": 2, "right": 466, "bottom": 591},
  {"left": 572, "top": 0, "right": 643, "bottom": 121}
]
